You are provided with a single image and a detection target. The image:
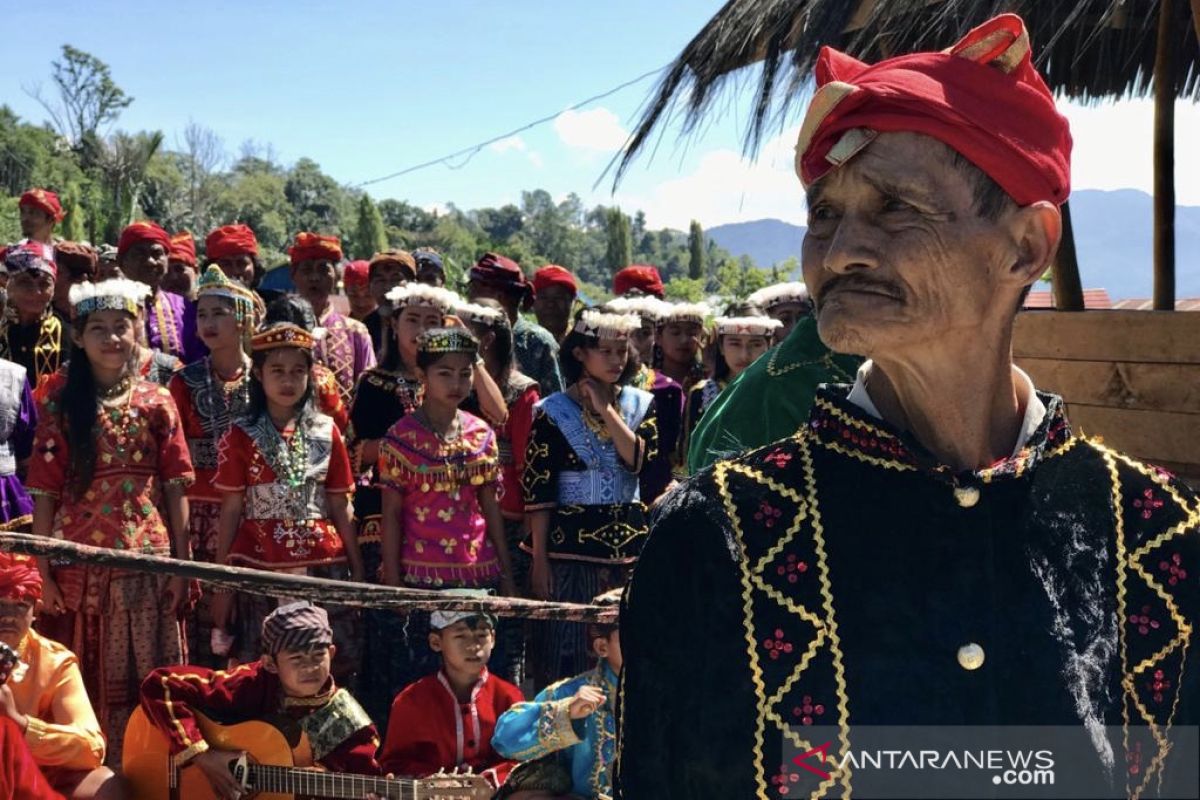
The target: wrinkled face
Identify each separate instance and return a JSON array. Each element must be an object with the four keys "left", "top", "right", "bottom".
[
  {"left": 265, "top": 645, "right": 334, "bottom": 698},
  {"left": 720, "top": 333, "right": 771, "bottom": 378},
  {"left": 768, "top": 301, "right": 811, "bottom": 341},
  {"left": 74, "top": 309, "right": 137, "bottom": 372},
  {"left": 163, "top": 260, "right": 197, "bottom": 297},
  {"left": 630, "top": 320, "right": 656, "bottom": 366},
  {"left": 533, "top": 285, "right": 574, "bottom": 335},
  {"left": 7, "top": 271, "right": 54, "bottom": 318},
  {"left": 392, "top": 305, "right": 445, "bottom": 367},
  {"left": 659, "top": 321, "right": 703, "bottom": 366},
  {"left": 418, "top": 352, "right": 474, "bottom": 408},
  {"left": 575, "top": 337, "right": 629, "bottom": 385},
  {"left": 429, "top": 619, "right": 495, "bottom": 677},
  {"left": 196, "top": 295, "right": 242, "bottom": 351},
  {"left": 0, "top": 599, "right": 34, "bottom": 649},
  {"left": 19, "top": 205, "right": 53, "bottom": 240},
  {"left": 255, "top": 347, "right": 311, "bottom": 409},
  {"left": 369, "top": 261, "right": 409, "bottom": 305},
  {"left": 802, "top": 132, "right": 1024, "bottom": 359},
  {"left": 121, "top": 242, "right": 169, "bottom": 291},
  {"left": 214, "top": 254, "right": 256, "bottom": 287},
  {"left": 292, "top": 259, "right": 337, "bottom": 310}
]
